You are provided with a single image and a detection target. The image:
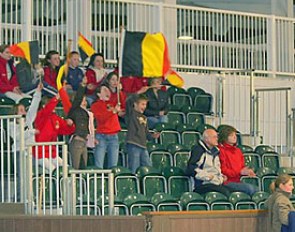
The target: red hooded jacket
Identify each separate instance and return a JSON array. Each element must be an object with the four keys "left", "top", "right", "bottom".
[
  {"left": 43, "top": 66, "right": 58, "bottom": 89},
  {"left": 0, "top": 56, "right": 19, "bottom": 94},
  {"left": 85, "top": 68, "right": 106, "bottom": 95},
  {"left": 218, "top": 143, "right": 245, "bottom": 184},
  {"left": 34, "top": 97, "right": 75, "bottom": 159}
]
